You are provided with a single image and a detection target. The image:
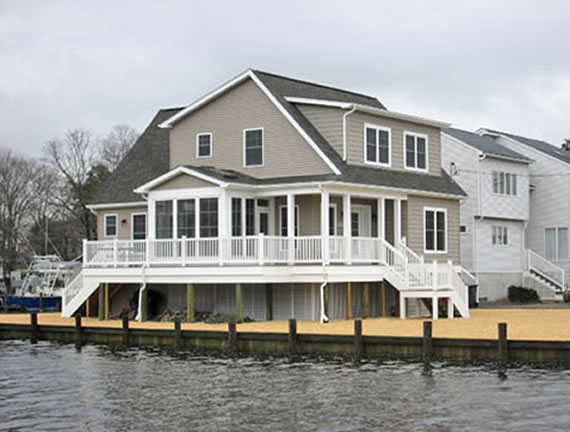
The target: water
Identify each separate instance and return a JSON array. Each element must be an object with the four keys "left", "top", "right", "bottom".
[{"left": 1, "top": 341, "right": 569, "bottom": 431}]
